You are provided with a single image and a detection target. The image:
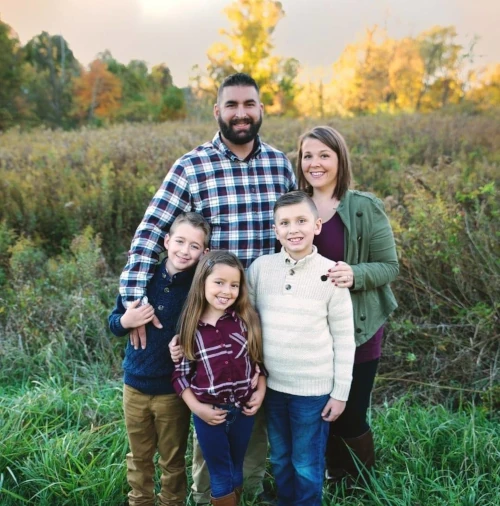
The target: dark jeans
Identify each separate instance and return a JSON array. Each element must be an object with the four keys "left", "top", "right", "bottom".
[
  {"left": 193, "top": 404, "right": 255, "bottom": 499},
  {"left": 330, "top": 358, "right": 379, "bottom": 438},
  {"left": 265, "top": 388, "right": 330, "bottom": 506}
]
